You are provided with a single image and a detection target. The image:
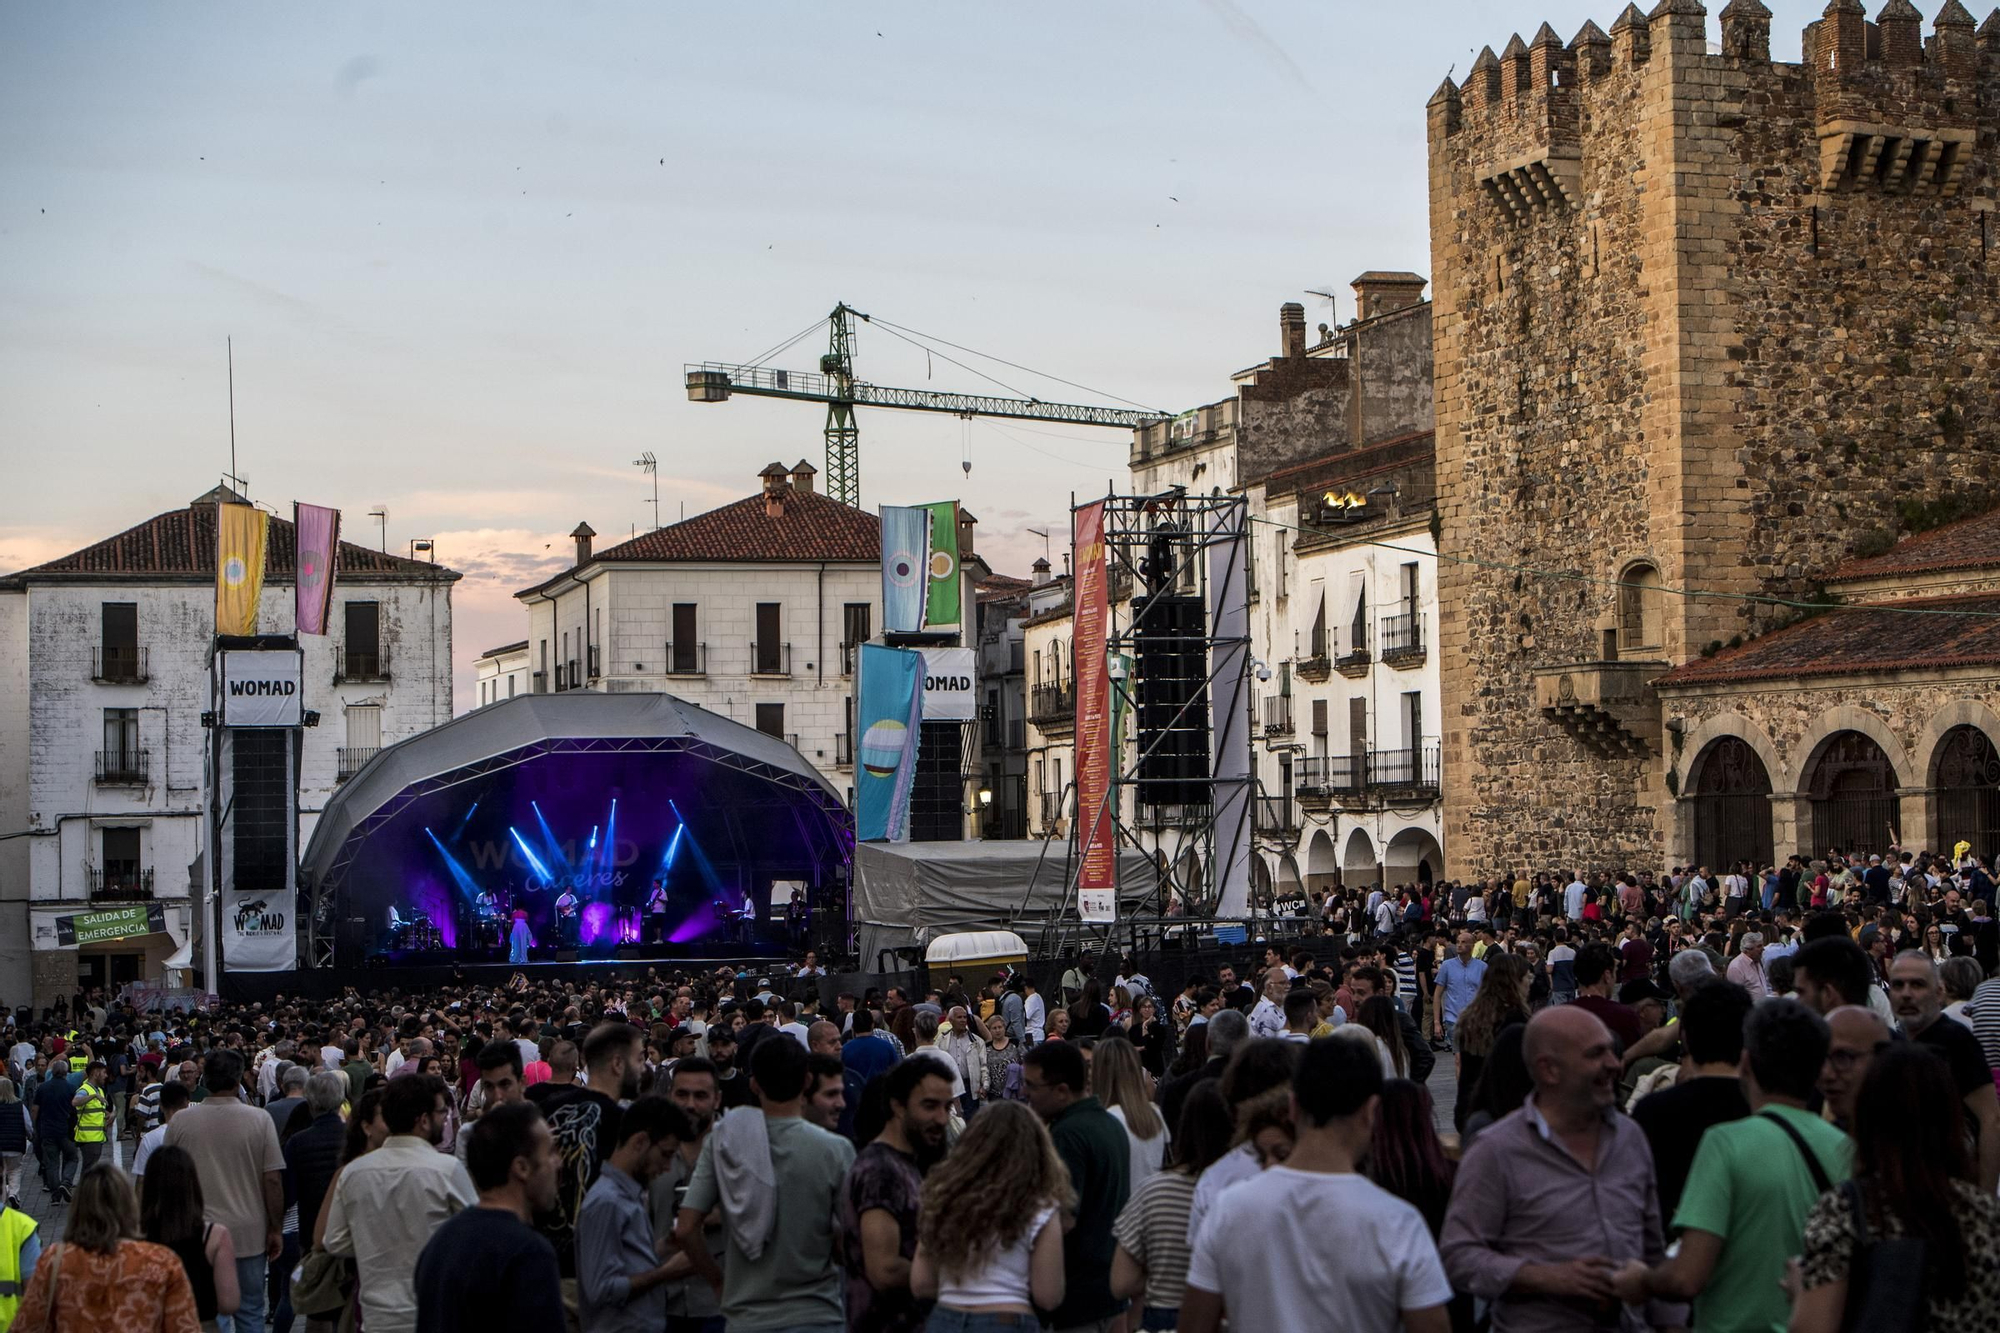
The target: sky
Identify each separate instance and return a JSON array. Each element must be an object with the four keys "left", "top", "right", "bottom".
[{"left": 0, "top": 1, "right": 1844, "bottom": 706}]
